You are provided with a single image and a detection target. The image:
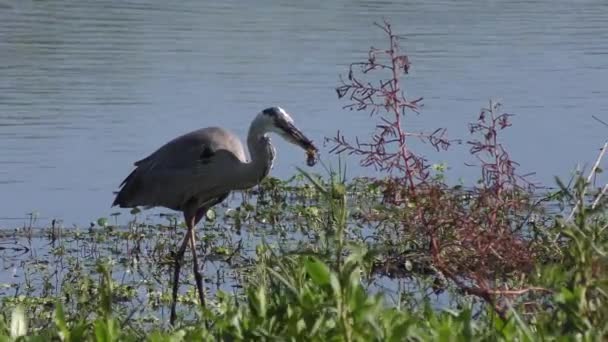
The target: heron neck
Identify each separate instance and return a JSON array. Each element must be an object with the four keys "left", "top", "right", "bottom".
[{"left": 240, "top": 131, "right": 275, "bottom": 189}]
